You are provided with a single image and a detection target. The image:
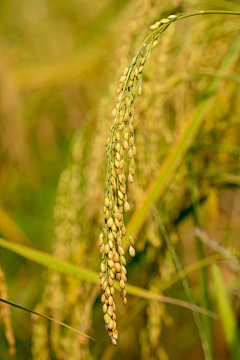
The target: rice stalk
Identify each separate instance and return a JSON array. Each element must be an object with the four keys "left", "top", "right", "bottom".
[{"left": 0, "top": 262, "right": 16, "bottom": 358}]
